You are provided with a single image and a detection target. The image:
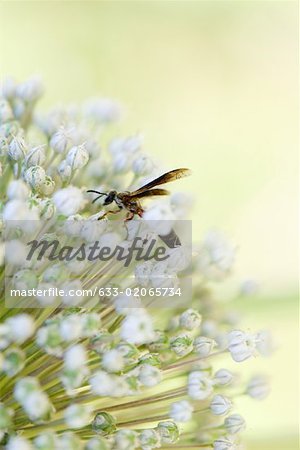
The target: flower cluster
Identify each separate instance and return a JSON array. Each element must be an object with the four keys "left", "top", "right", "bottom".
[{"left": 0, "top": 78, "right": 271, "bottom": 450}]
